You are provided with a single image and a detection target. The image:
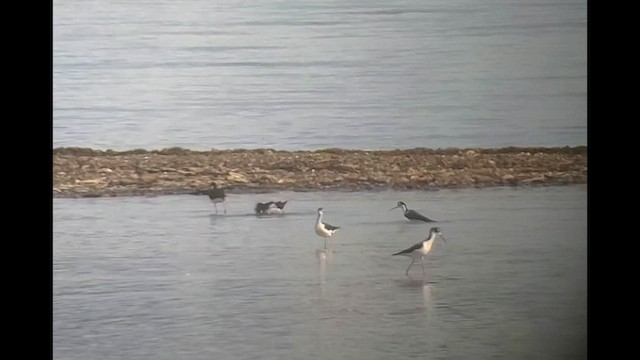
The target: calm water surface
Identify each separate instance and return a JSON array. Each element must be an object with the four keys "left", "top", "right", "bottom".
[
  {"left": 53, "top": 0, "right": 587, "bottom": 150},
  {"left": 53, "top": 186, "right": 587, "bottom": 359}
]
